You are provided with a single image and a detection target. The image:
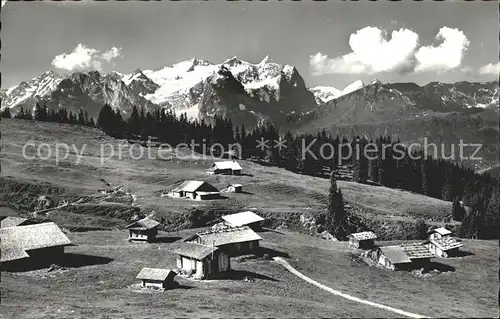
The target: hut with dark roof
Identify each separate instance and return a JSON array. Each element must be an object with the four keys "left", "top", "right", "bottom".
[
  {"left": 125, "top": 217, "right": 160, "bottom": 243},
  {"left": 1, "top": 222, "right": 72, "bottom": 270},
  {"left": 184, "top": 226, "right": 262, "bottom": 257},
  {"left": 173, "top": 242, "right": 230, "bottom": 279},
  {"left": 136, "top": 267, "right": 177, "bottom": 290},
  {"left": 375, "top": 246, "right": 412, "bottom": 270},
  {"left": 375, "top": 243, "right": 434, "bottom": 270},
  {"left": 348, "top": 231, "right": 377, "bottom": 249},
  {"left": 170, "top": 181, "right": 220, "bottom": 200}
]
